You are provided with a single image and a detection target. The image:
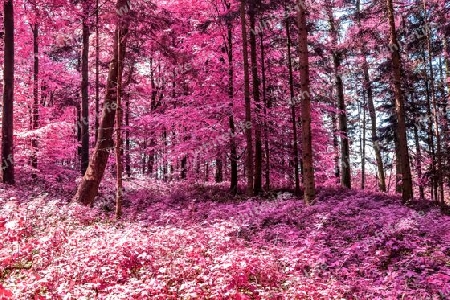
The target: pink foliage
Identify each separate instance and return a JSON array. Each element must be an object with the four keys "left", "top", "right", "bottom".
[{"left": 0, "top": 183, "right": 449, "bottom": 299}]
